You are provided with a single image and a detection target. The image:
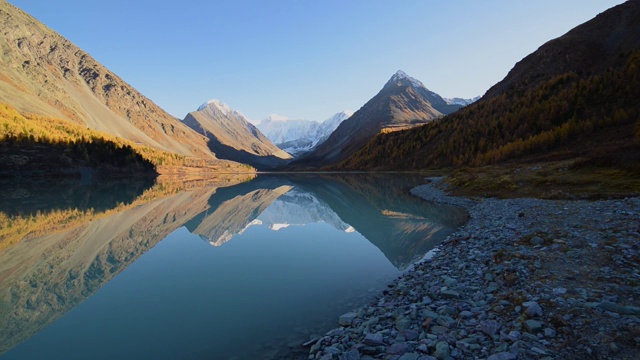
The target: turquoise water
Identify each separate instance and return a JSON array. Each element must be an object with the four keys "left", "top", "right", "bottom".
[{"left": 0, "top": 174, "right": 467, "bottom": 359}]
